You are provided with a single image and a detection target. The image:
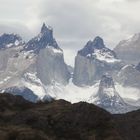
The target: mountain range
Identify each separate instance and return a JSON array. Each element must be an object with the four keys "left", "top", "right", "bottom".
[{"left": 0, "top": 23, "right": 140, "bottom": 114}]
